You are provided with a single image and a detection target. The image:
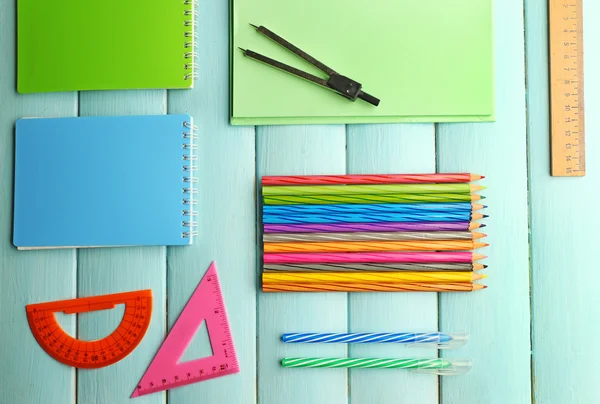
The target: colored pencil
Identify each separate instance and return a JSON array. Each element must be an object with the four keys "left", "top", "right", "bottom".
[
  {"left": 263, "top": 173, "right": 484, "bottom": 186},
  {"left": 264, "top": 221, "right": 484, "bottom": 233},
  {"left": 263, "top": 202, "right": 485, "bottom": 215},
  {"left": 263, "top": 240, "right": 489, "bottom": 253},
  {"left": 263, "top": 252, "right": 487, "bottom": 264},
  {"left": 263, "top": 282, "right": 487, "bottom": 292},
  {"left": 264, "top": 193, "right": 484, "bottom": 205},
  {"left": 262, "top": 183, "right": 485, "bottom": 196},
  {"left": 263, "top": 263, "right": 486, "bottom": 272},
  {"left": 262, "top": 271, "right": 485, "bottom": 284},
  {"left": 263, "top": 231, "right": 485, "bottom": 243},
  {"left": 263, "top": 212, "right": 486, "bottom": 224}
]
